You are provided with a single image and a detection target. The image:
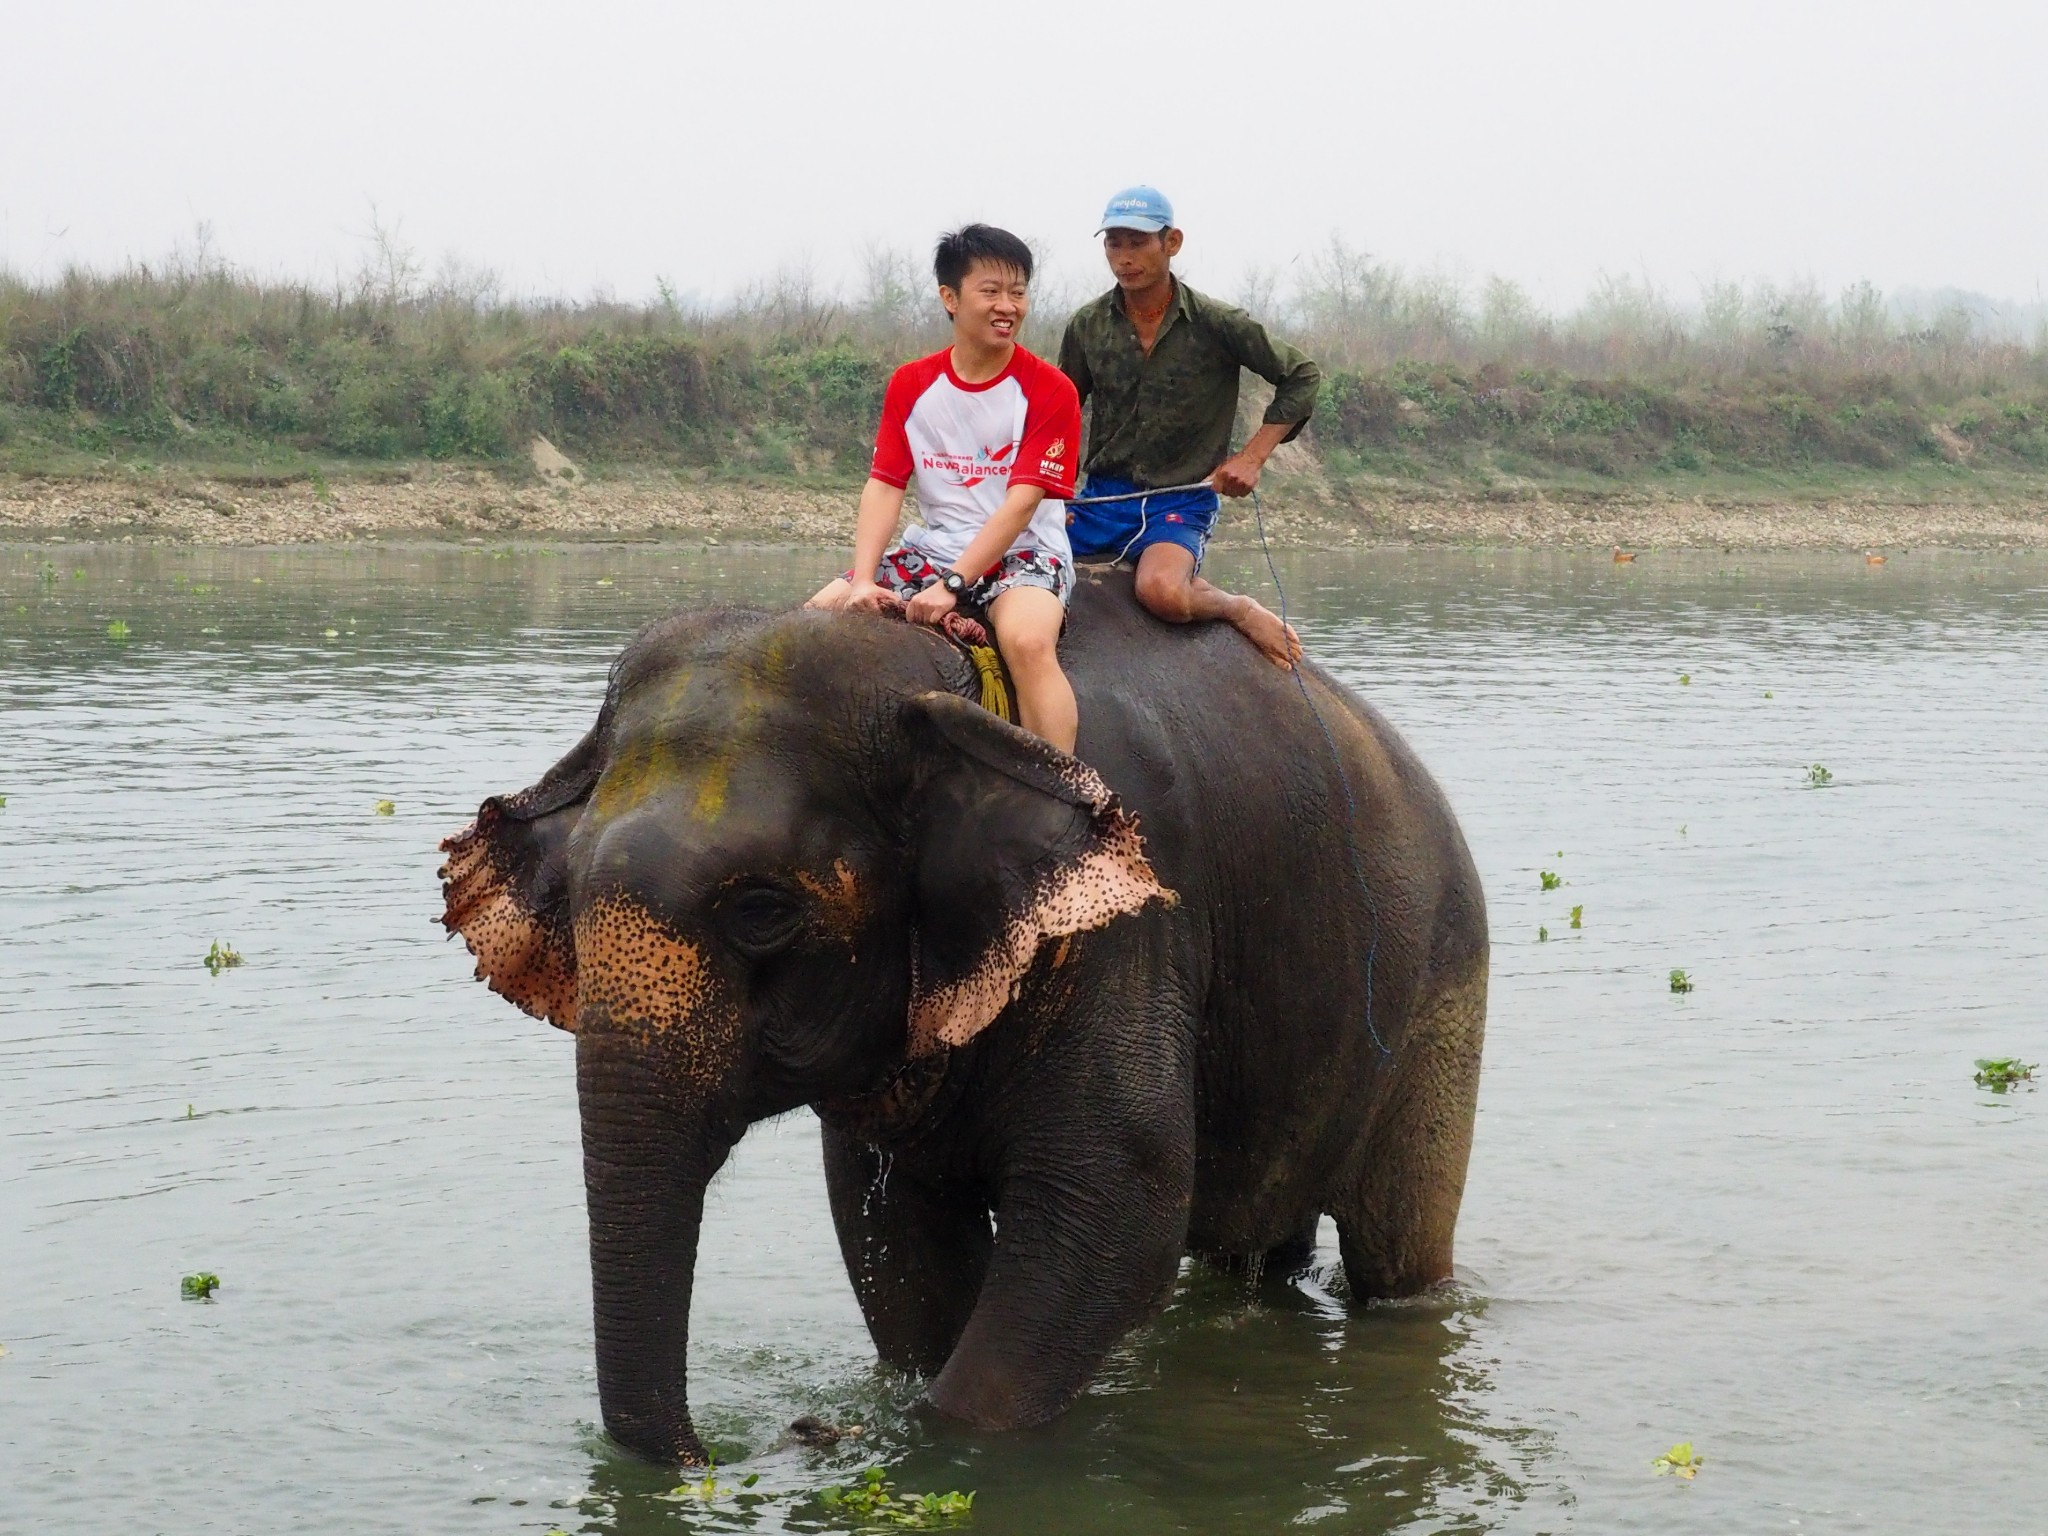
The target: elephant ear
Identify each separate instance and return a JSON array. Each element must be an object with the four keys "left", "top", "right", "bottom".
[
  {"left": 899, "top": 692, "right": 1173, "bottom": 1056},
  {"left": 438, "top": 716, "right": 607, "bottom": 1031}
]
